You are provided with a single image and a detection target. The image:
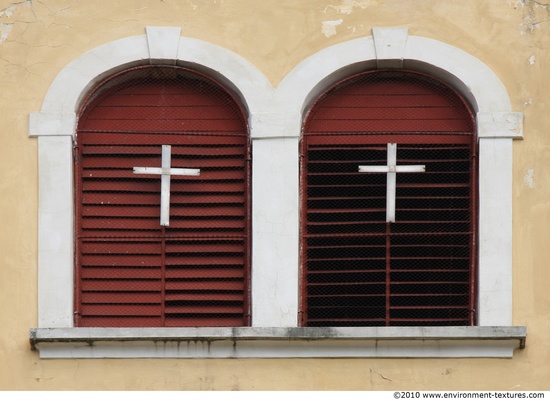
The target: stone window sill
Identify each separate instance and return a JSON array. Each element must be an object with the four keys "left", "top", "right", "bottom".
[{"left": 30, "top": 326, "right": 526, "bottom": 359}]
